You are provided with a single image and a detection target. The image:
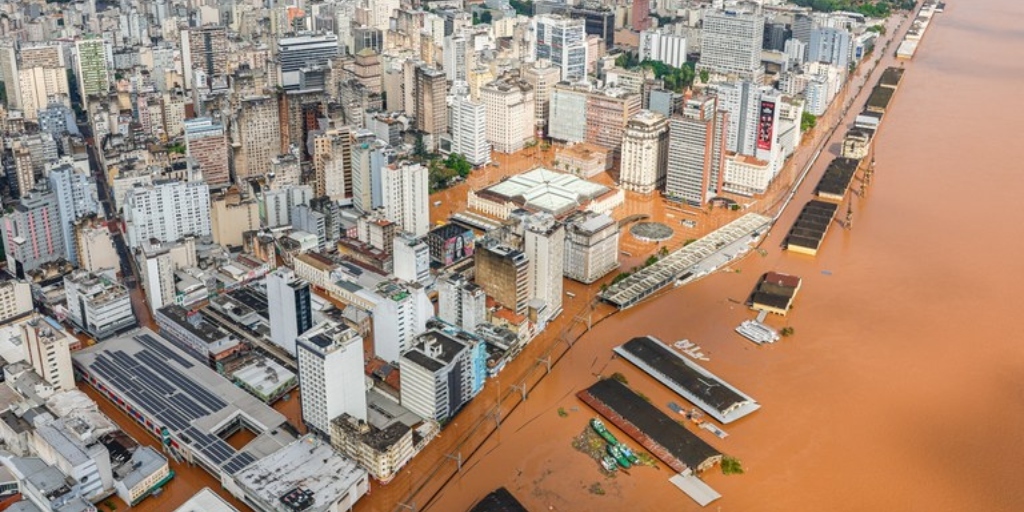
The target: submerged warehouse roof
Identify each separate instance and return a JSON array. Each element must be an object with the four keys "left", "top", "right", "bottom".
[
  {"left": 613, "top": 336, "right": 760, "bottom": 423},
  {"left": 578, "top": 378, "right": 722, "bottom": 473},
  {"left": 785, "top": 200, "right": 839, "bottom": 255},
  {"left": 815, "top": 158, "right": 860, "bottom": 201}
]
